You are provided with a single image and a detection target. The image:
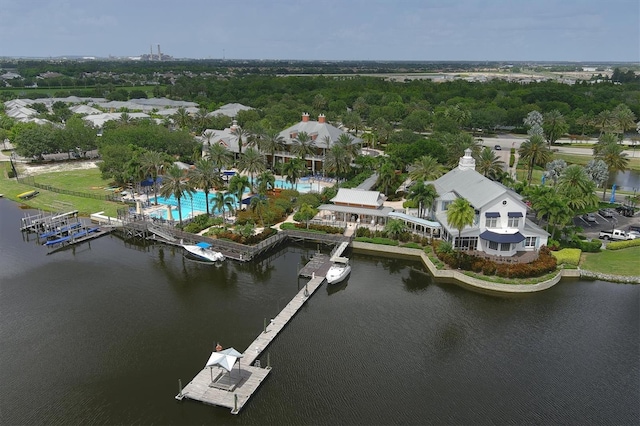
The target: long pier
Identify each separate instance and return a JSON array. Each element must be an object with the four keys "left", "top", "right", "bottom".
[{"left": 176, "top": 264, "right": 328, "bottom": 413}]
